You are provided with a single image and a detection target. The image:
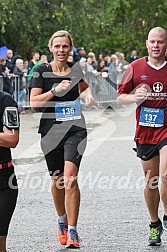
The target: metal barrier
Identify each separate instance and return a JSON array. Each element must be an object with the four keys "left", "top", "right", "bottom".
[
  {"left": 0, "top": 76, "right": 3, "bottom": 92},
  {"left": 4, "top": 73, "right": 117, "bottom": 110},
  {"left": 11, "top": 75, "right": 21, "bottom": 103},
  {"left": 10, "top": 75, "right": 30, "bottom": 108},
  {"left": 85, "top": 72, "right": 117, "bottom": 106}
]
